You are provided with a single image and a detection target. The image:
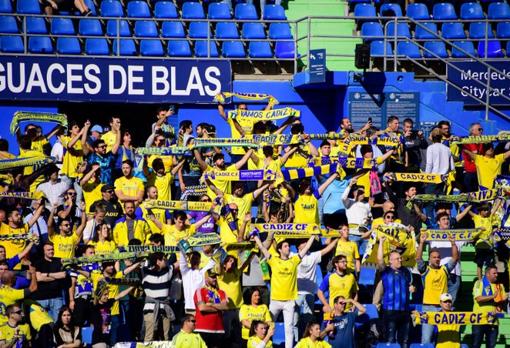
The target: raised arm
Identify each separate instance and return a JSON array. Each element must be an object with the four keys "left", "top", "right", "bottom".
[
  {"left": 251, "top": 182, "right": 270, "bottom": 200},
  {"left": 81, "top": 120, "right": 93, "bottom": 156},
  {"left": 456, "top": 204, "right": 472, "bottom": 221},
  {"left": 27, "top": 200, "right": 45, "bottom": 228},
  {"left": 376, "top": 235, "right": 386, "bottom": 271},
  {"left": 193, "top": 149, "right": 209, "bottom": 172},
  {"left": 79, "top": 164, "right": 100, "bottom": 186},
  {"left": 280, "top": 146, "right": 298, "bottom": 166},
  {"left": 217, "top": 101, "right": 228, "bottom": 122},
  {"left": 253, "top": 235, "right": 271, "bottom": 261},
  {"left": 111, "top": 127, "right": 121, "bottom": 155},
  {"left": 75, "top": 205, "right": 87, "bottom": 239},
  {"left": 318, "top": 172, "right": 339, "bottom": 197},
  {"left": 416, "top": 232, "right": 427, "bottom": 262},
  {"left": 115, "top": 286, "right": 134, "bottom": 301},
  {"left": 320, "top": 238, "right": 338, "bottom": 256},
  {"left": 298, "top": 235, "right": 315, "bottom": 259},
  {"left": 234, "top": 149, "right": 254, "bottom": 170},
  {"left": 170, "top": 158, "right": 186, "bottom": 175}
]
